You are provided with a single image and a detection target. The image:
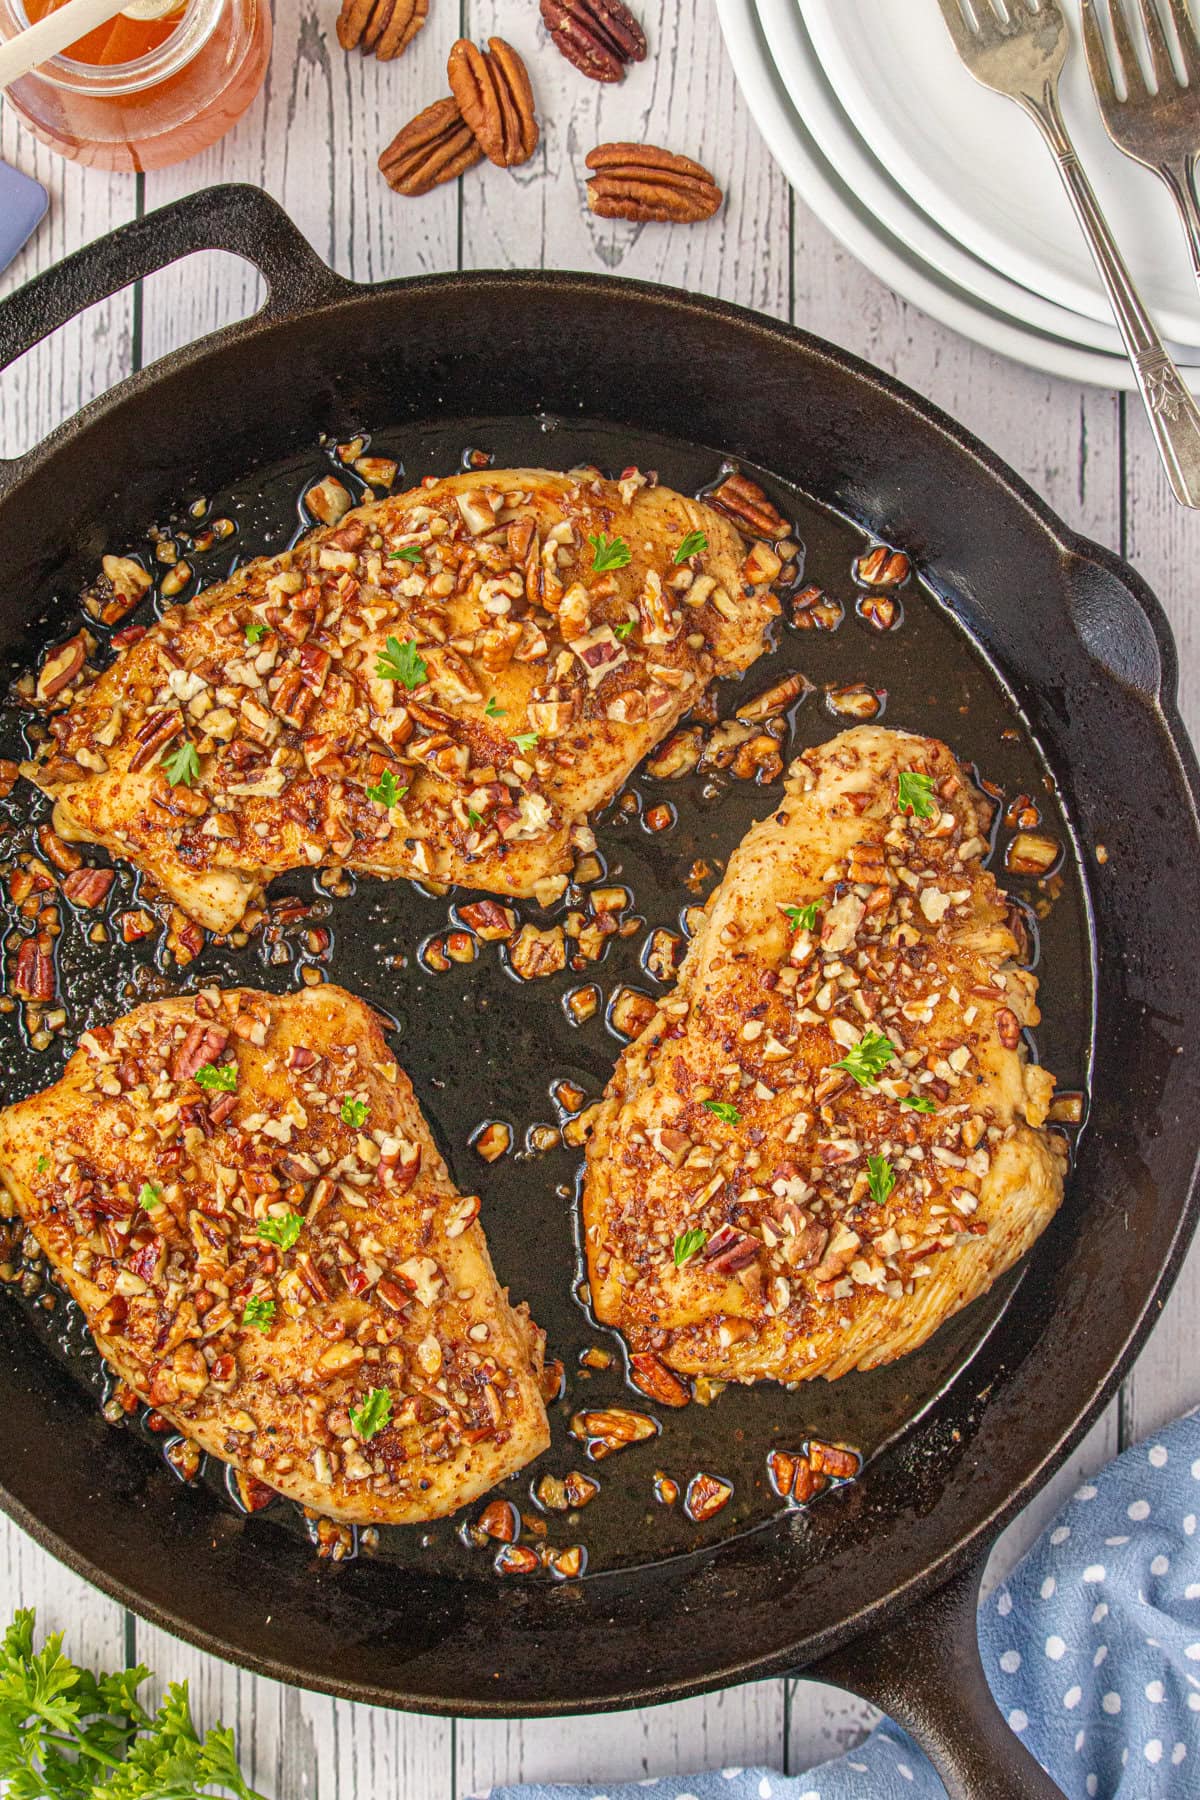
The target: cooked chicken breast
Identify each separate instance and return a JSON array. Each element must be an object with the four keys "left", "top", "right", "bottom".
[
  {"left": 0, "top": 984, "right": 549, "bottom": 1523},
  {"left": 26, "top": 469, "right": 779, "bottom": 933},
  {"left": 582, "top": 726, "right": 1065, "bottom": 1385}
]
